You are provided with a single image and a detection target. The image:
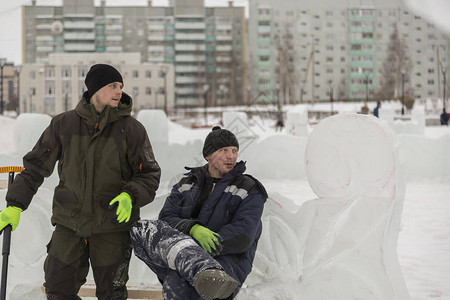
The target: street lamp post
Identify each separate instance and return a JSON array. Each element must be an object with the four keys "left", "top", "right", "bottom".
[
  {"left": 132, "top": 89, "right": 139, "bottom": 116},
  {"left": 364, "top": 72, "right": 369, "bottom": 104},
  {"left": 441, "top": 64, "right": 447, "bottom": 110},
  {"left": 275, "top": 83, "right": 280, "bottom": 109},
  {"left": 64, "top": 90, "right": 69, "bottom": 112},
  {"left": 0, "top": 58, "right": 7, "bottom": 115},
  {"left": 28, "top": 89, "right": 34, "bottom": 113},
  {"left": 299, "top": 82, "right": 304, "bottom": 104},
  {"left": 329, "top": 83, "right": 334, "bottom": 116},
  {"left": 202, "top": 84, "right": 209, "bottom": 126},
  {"left": 219, "top": 84, "right": 228, "bottom": 106},
  {"left": 162, "top": 67, "right": 168, "bottom": 115},
  {"left": 400, "top": 69, "right": 405, "bottom": 115},
  {"left": 15, "top": 65, "right": 22, "bottom": 115}
]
